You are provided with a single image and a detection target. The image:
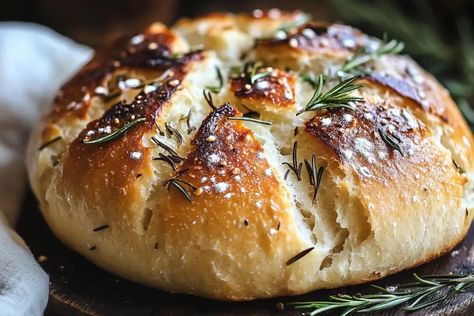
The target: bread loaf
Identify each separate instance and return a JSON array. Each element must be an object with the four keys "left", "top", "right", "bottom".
[{"left": 27, "top": 9, "right": 474, "bottom": 300}]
